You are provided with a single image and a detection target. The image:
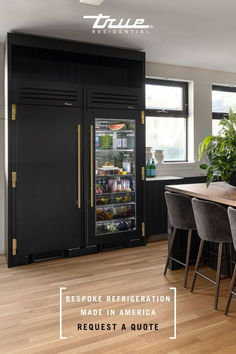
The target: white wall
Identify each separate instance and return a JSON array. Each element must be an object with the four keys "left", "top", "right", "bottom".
[
  {"left": 146, "top": 62, "right": 236, "bottom": 177},
  {"left": 0, "top": 43, "right": 4, "bottom": 254},
  {"left": 1, "top": 57, "right": 236, "bottom": 253}
]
